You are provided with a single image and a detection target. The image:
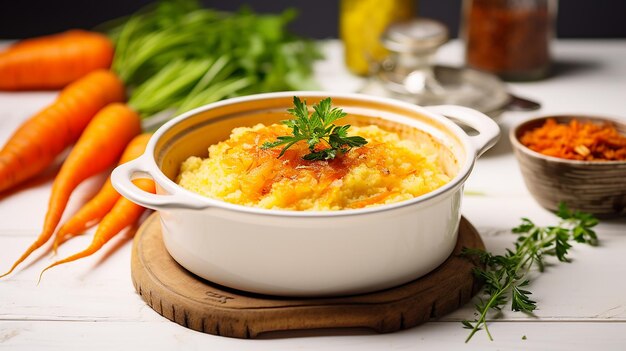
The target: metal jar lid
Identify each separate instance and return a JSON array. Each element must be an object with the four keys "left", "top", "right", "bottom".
[{"left": 381, "top": 18, "right": 449, "bottom": 54}]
